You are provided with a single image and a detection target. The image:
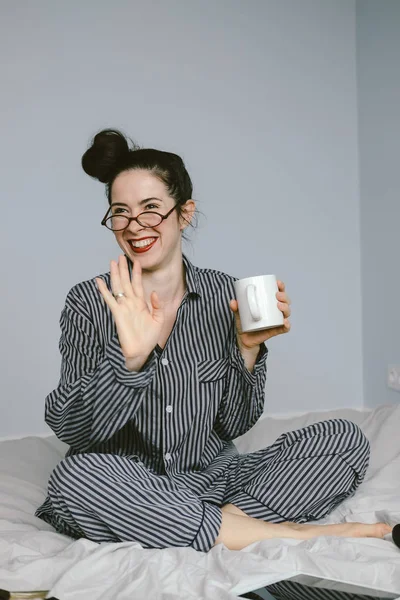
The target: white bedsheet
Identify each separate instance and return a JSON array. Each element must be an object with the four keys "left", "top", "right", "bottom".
[{"left": 1, "top": 403, "right": 400, "bottom": 599}]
